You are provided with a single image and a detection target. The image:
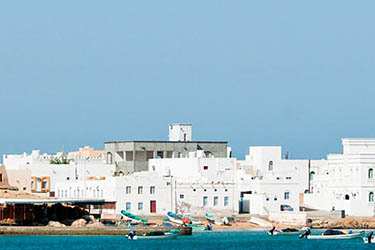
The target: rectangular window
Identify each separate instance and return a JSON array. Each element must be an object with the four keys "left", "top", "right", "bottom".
[
  {"left": 138, "top": 202, "right": 143, "bottom": 211},
  {"left": 214, "top": 196, "right": 218, "bottom": 206},
  {"left": 203, "top": 166, "right": 208, "bottom": 170},
  {"left": 166, "top": 151, "right": 173, "bottom": 158},
  {"left": 203, "top": 196, "right": 208, "bottom": 207},
  {"left": 0, "top": 174, "right": 3, "bottom": 182},
  {"left": 126, "top": 186, "right": 131, "bottom": 194},
  {"left": 146, "top": 151, "right": 154, "bottom": 160},
  {"left": 126, "top": 202, "right": 131, "bottom": 211},
  {"left": 157, "top": 151, "right": 164, "bottom": 159},
  {"left": 166, "top": 182, "right": 171, "bottom": 186},
  {"left": 150, "top": 186, "right": 155, "bottom": 194},
  {"left": 138, "top": 186, "right": 143, "bottom": 194},
  {"left": 180, "top": 194, "right": 184, "bottom": 199},
  {"left": 126, "top": 151, "right": 134, "bottom": 161},
  {"left": 224, "top": 197, "right": 229, "bottom": 206},
  {"left": 284, "top": 191, "right": 290, "bottom": 200}
]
